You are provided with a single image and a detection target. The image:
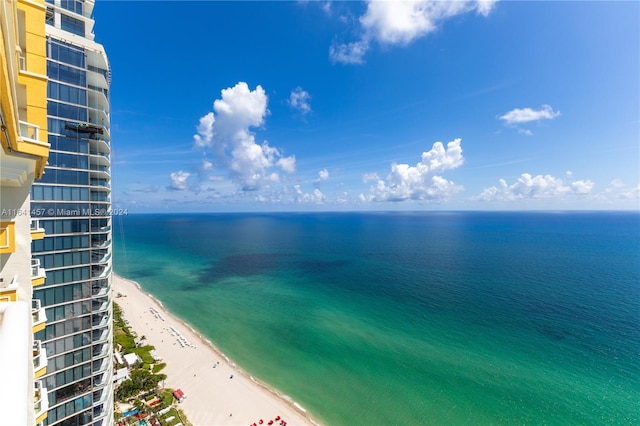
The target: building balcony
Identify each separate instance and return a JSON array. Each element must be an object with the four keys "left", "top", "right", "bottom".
[
  {"left": 91, "top": 265, "right": 111, "bottom": 280},
  {"left": 0, "top": 275, "right": 18, "bottom": 302},
  {"left": 92, "top": 284, "right": 110, "bottom": 298},
  {"left": 31, "top": 259, "right": 46, "bottom": 287},
  {"left": 92, "top": 345, "right": 110, "bottom": 360},
  {"left": 89, "top": 164, "right": 111, "bottom": 177},
  {"left": 88, "top": 106, "right": 110, "bottom": 129},
  {"left": 93, "top": 328, "right": 110, "bottom": 345},
  {"left": 91, "top": 239, "right": 111, "bottom": 249},
  {"left": 92, "top": 368, "right": 112, "bottom": 390},
  {"left": 33, "top": 341, "right": 48, "bottom": 379},
  {"left": 34, "top": 380, "right": 49, "bottom": 425},
  {"left": 89, "top": 149, "right": 110, "bottom": 161},
  {"left": 93, "top": 358, "right": 110, "bottom": 375},
  {"left": 90, "top": 224, "right": 111, "bottom": 233},
  {"left": 92, "top": 297, "right": 111, "bottom": 313},
  {"left": 87, "top": 117, "right": 110, "bottom": 138},
  {"left": 88, "top": 85, "right": 109, "bottom": 110},
  {"left": 91, "top": 251, "right": 111, "bottom": 266},
  {"left": 92, "top": 315, "right": 109, "bottom": 330},
  {"left": 88, "top": 102, "right": 108, "bottom": 115},
  {"left": 90, "top": 179, "right": 111, "bottom": 191},
  {"left": 30, "top": 220, "right": 45, "bottom": 240},
  {"left": 87, "top": 68, "right": 108, "bottom": 90},
  {"left": 88, "top": 131, "right": 110, "bottom": 145},
  {"left": 31, "top": 299, "right": 47, "bottom": 334},
  {"left": 92, "top": 392, "right": 109, "bottom": 412}
]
